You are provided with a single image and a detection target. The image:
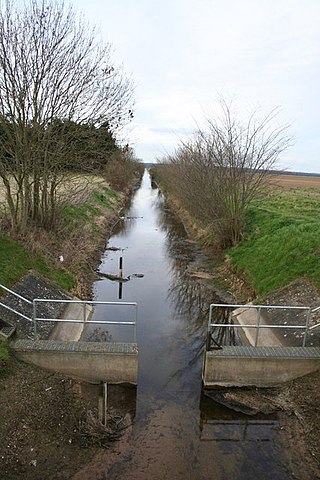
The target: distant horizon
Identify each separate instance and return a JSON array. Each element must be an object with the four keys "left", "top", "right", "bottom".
[{"left": 140, "top": 161, "right": 320, "bottom": 176}]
